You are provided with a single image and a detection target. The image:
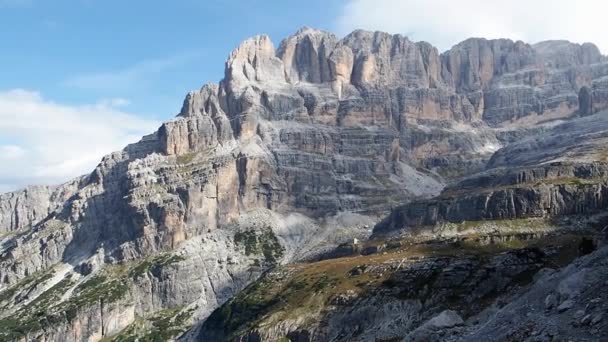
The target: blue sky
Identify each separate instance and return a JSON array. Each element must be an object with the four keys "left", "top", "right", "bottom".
[
  {"left": 0, "top": 0, "right": 345, "bottom": 192},
  {"left": 0, "top": 0, "right": 604, "bottom": 192},
  {"left": 0, "top": 0, "right": 344, "bottom": 120}
]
